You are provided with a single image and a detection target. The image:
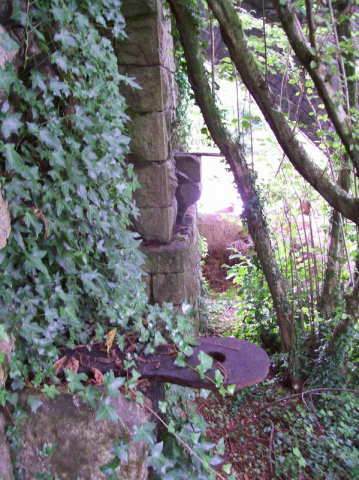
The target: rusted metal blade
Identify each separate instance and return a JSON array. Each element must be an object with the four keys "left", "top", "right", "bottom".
[{"left": 58, "top": 337, "right": 269, "bottom": 391}]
